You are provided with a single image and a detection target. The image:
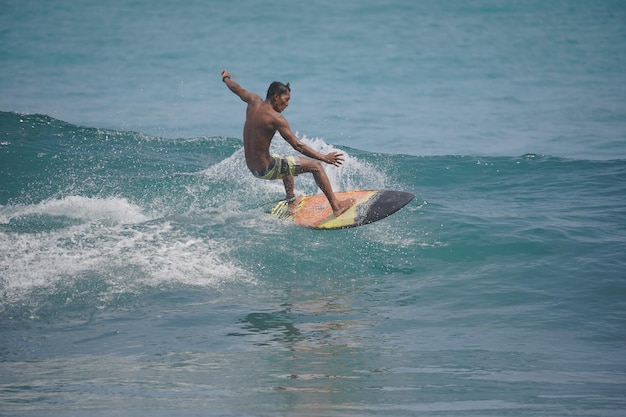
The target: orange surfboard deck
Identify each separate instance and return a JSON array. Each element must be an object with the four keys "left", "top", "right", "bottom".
[{"left": 270, "top": 190, "right": 415, "bottom": 230}]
